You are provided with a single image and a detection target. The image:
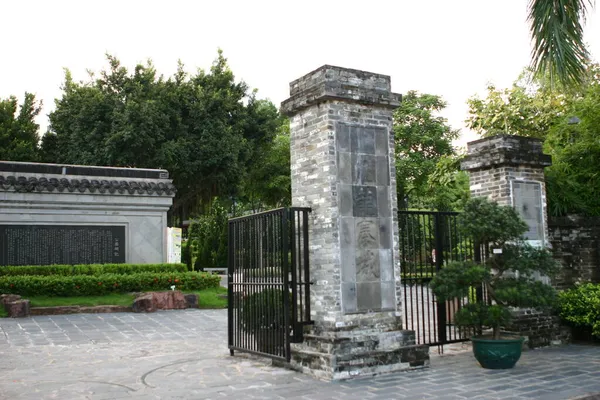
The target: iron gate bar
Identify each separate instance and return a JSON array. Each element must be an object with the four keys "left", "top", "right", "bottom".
[
  {"left": 228, "top": 207, "right": 312, "bottom": 362},
  {"left": 399, "top": 210, "right": 478, "bottom": 347}
]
